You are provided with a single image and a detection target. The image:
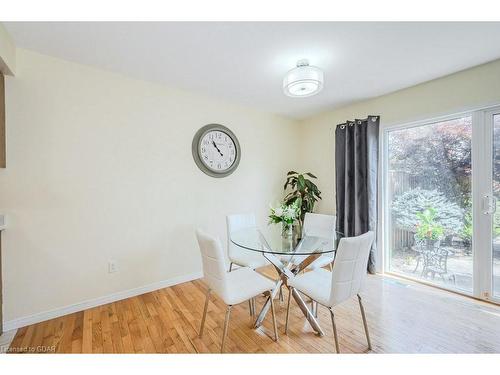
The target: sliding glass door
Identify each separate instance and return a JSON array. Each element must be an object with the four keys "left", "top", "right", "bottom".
[
  {"left": 384, "top": 106, "right": 500, "bottom": 302},
  {"left": 385, "top": 115, "right": 473, "bottom": 293}
]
